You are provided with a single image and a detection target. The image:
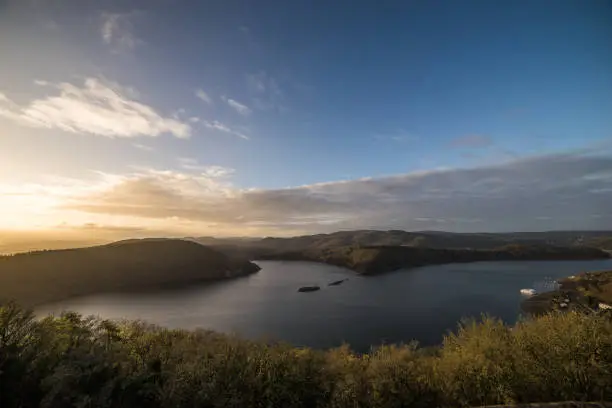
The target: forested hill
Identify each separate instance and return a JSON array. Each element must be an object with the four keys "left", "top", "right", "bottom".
[
  {"left": 0, "top": 239, "right": 260, "bottom": 306},
  {"left": 190, "top": 230, "right": 612, "bottom": 259},
  {"left": 259, "top": 244, "right": 611, "bottom": 275}
]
